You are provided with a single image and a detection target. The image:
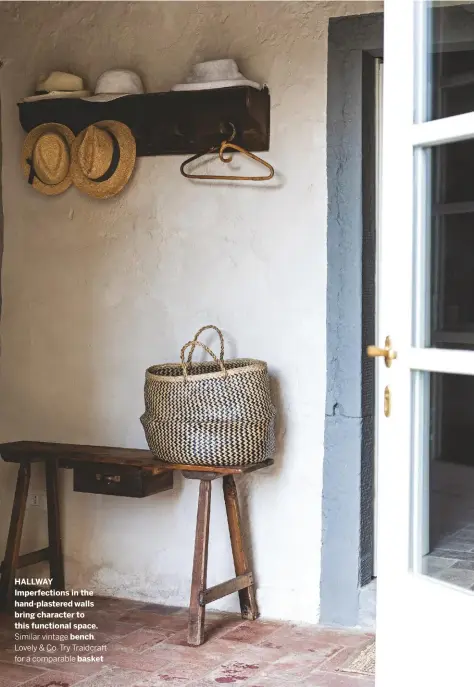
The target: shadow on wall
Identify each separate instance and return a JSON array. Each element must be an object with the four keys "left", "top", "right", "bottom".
[
  {"left": 238, "top": 374, "right": 286, "bottom": 580},
  {"left": 0, "top": 84, "right": 14, "bottom": 570},
  {"left": 0, "top": 78, "right": 4, "bottom": 327}
]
